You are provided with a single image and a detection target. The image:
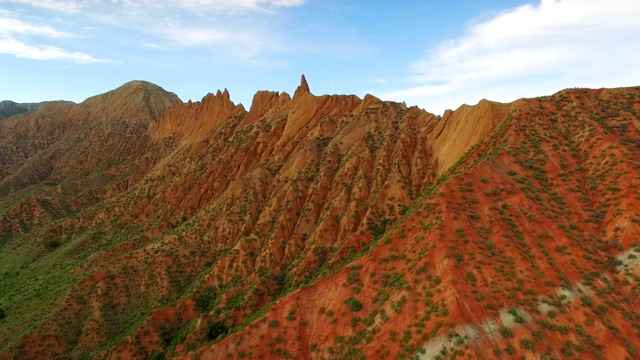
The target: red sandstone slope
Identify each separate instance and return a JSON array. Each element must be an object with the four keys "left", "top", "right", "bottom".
[
  {"left": 1, "top": 79, "right": 640, "bottom": 360},
  {"left": 179, "top": 87, "right": 640, "bottom": 360}
]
